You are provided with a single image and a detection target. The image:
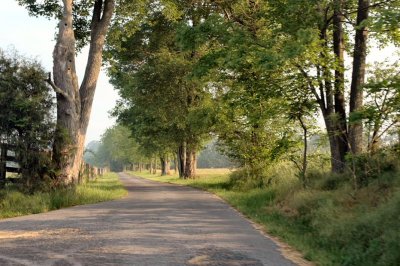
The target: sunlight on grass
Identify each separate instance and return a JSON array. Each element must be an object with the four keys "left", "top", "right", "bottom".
[{"left": 0, "top": 173, "right": 127, "bottom": 219}]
